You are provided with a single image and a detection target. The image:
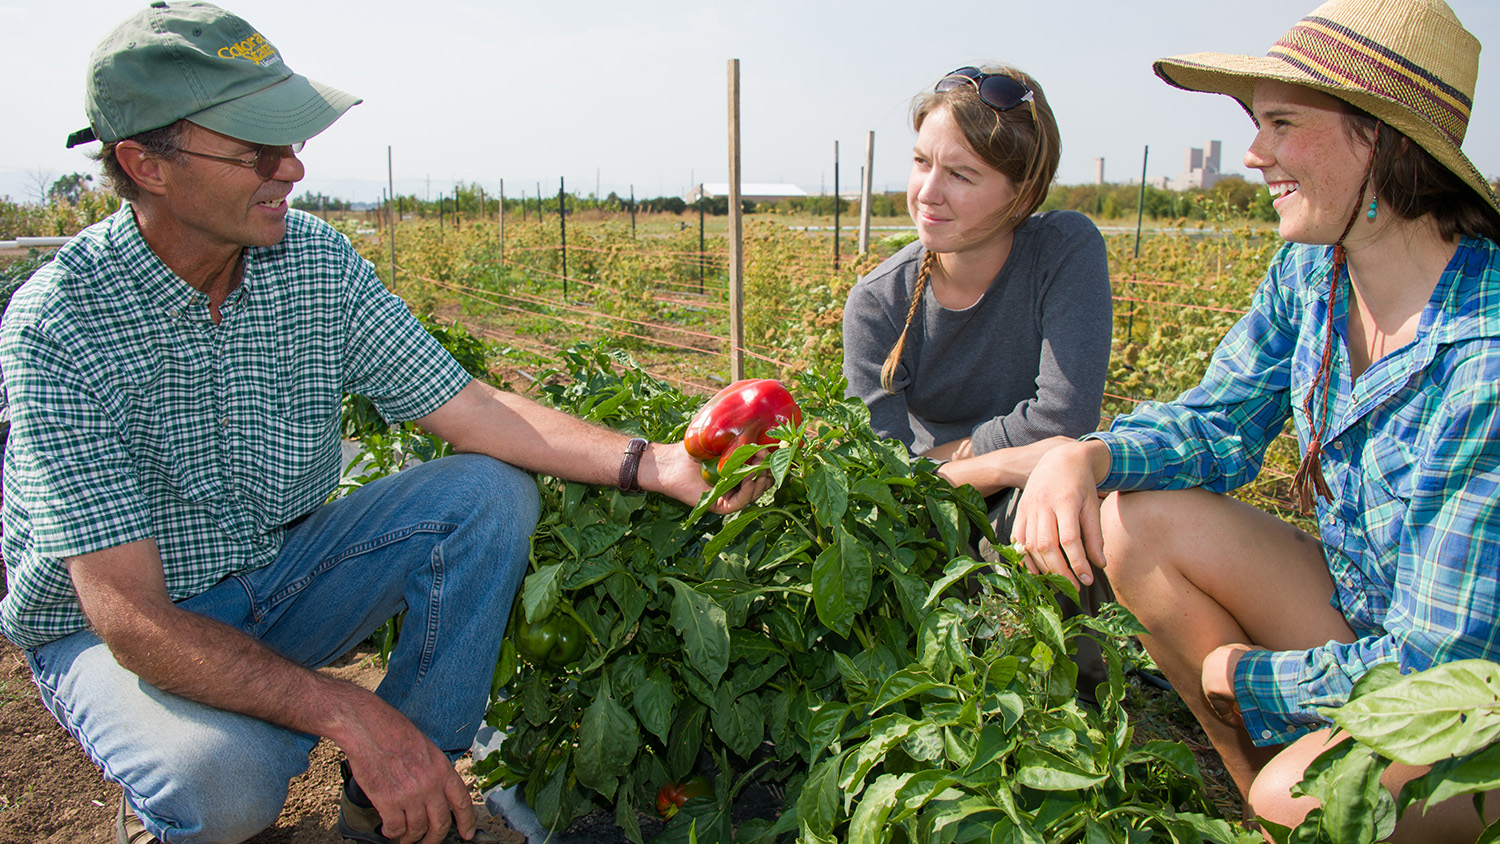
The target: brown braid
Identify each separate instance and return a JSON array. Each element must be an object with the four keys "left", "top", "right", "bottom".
[
  {"left": 880, "top": 250, "right": 937, "bottom": 393},
  {"left": 1290, "top": 123, "right": 1382, "bottom": 514}
]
